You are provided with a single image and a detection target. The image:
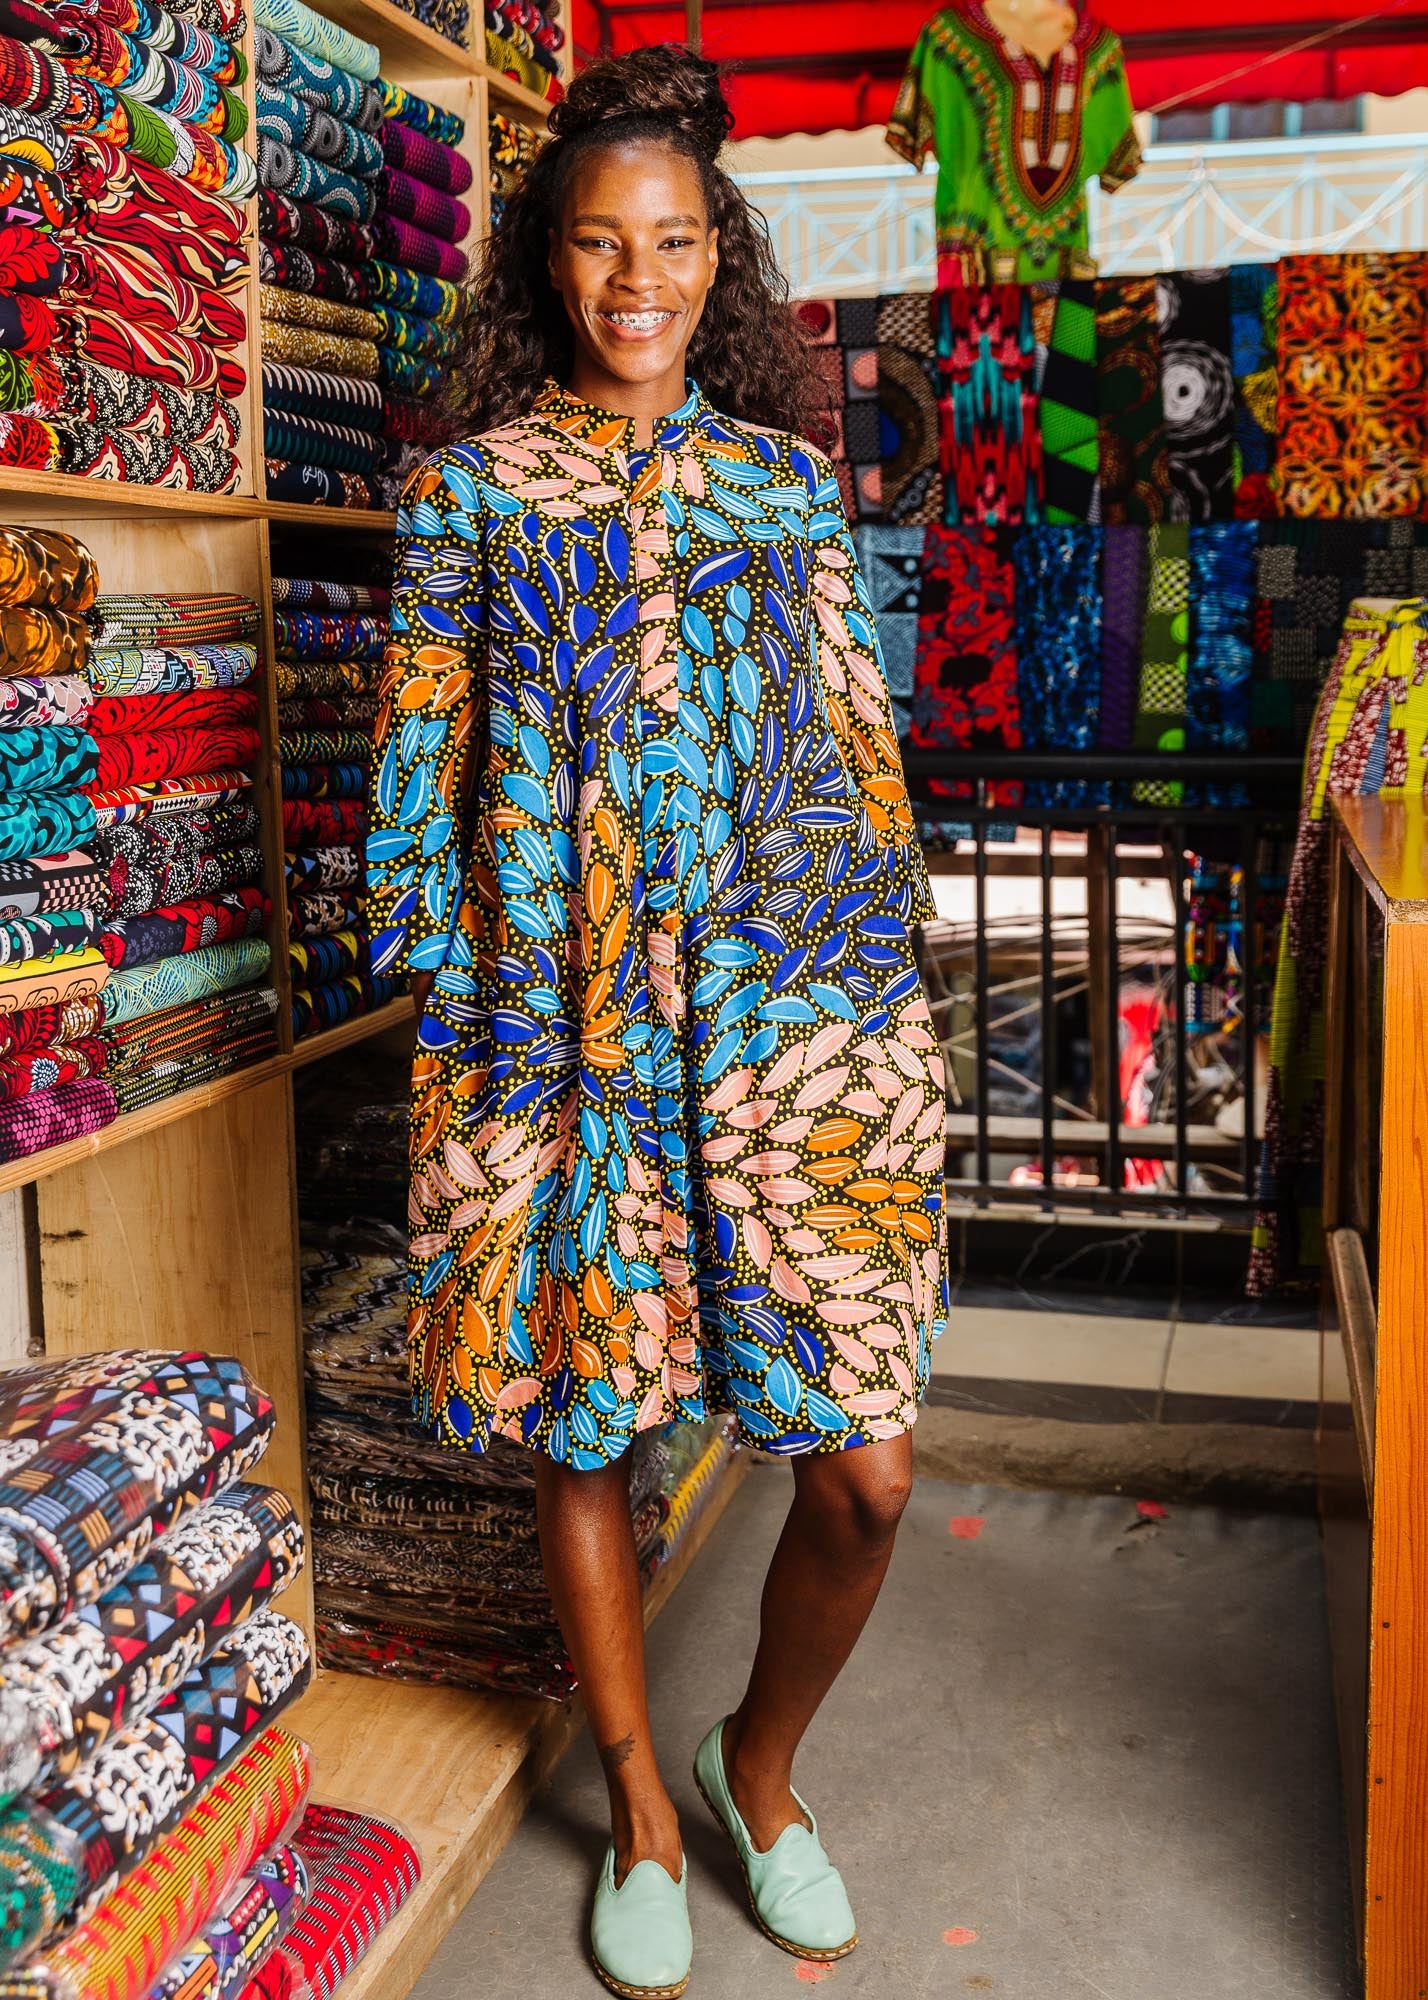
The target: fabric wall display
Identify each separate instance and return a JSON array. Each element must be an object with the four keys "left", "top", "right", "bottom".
[
  {"left": 283, "top": 845, "right": 359, "bottom": 894},
  {"left": 88, "top": 689, "right": 258, "bottom": 737},
  {"left": 379, "top": 77, "right": 462, "bottom": 147},
  {"left": 1095, "top": 276, "right": 1169, "bottom": 524},
  {"left": 263, "top": 413, "right": 380, "bottom": 474},
  {"left": 260, "top": 317, "right": 378, "bottom": 379},
  {"left": 94, "top": 596, "right": 257, "bottom": 648},
  {"left": 50, "top": 427, "right": 238, "bottom": 495},
  {"left": 0, "top": 728, "right": 94, "bottom": 794},
  {"left": 484, "top": 24, "right": 546, "bottom": 91},
  {"left": 1229, "top": 263, "right": 1278, "bottom": 519},
  {"left": 1276, "top": 252, "right": 1428, "bottom": 519},
  {"left": 1250, "top": 599, "right": 1428, "bottom": 1294},
  {"left": 0, "top": 911, "right": 102, "bottom": 967},
  {"left": 851, "top": 526, "right": 922, "bottom": 739},
  {"left": 1157, "top": 268, "right": 1235, "bottom": 523},
  {"left": 63, "top": 312, "right": 245, "bottom": 401},
  {"left": 264, "top": 462, "right": 378, "bottom": 508},
  {"left": 0, "top": 1352, "right": 273, "bottom": 1640},
  {"left": 367, "top": 304, "right": 455, "bottom": 364},
  {"left": 934, "top": 284, "right": 1040, "bottom": 527},
  {"left": 92, "top": 772, "right": 253, "bottom": 829},
  {"left": 89, "top": 727, "right": 261, "bottom": 793},
  {"left": 279, "top": 729, "right": 372, "bottom": 767},
  {"left": 1132, "top": 519, "right": 1191, "bottom": 804},
  {"left": 377, "top": 117, "right": 470, "bottom": 197},
  {"left": 275, "top": 613, "right": 385, "bottom": 662},
  {"left": 365, "top": 260, "right": 462, "bottom": 326},
  {"left": 63, "top": 80, "right": 257, "bottom": 201},
  {"left": 0, "top": 946, "right": 105, "bottom": 1014},
  {"left": 100, "top": 937, "right": 271, "bottom": 1025},
  {"left": 97, "top": 800, "right": 259, "bottom": 868},
  {"left": 1038, "top": 277, "right": 1099, "bottom": 523},
  {"left": 280, "top": 694, "right": 378, "bottom": 731},
  {"left": 0, "top": 410, "right": 59, "bottom": 471},
  {"left": 252, "top": 28, "right": 379, "bottom": 130},
  {"left": 49, "top": 360, "right": 240, "bottom": 451},
  {"left": 0, "top": 530, "right": 95, "bottom": 613},
  {"left": 0, "top": 1483, "right": 302, "bottom": 1805},
  {"left": 1012, "top": 525, "right": 1103, "bottom": 807},
  {"left": 62, "top": 242, "right": 245, "bottom": 346},
  {"left": 258, "top": 284, "right": 380, "bottom": 343},
  {"left": 376, "top": 168, "right": 467, "bottom": 244},
  {"left": 70, "top": 139, "right": 246, "bottom": 291},
  {"left": 259, "top": 241, "right": 371, "bottom": 307},
  {"left": 0, "top": 852, "right": 107, "bottom": 921},
  {"left": 1097, "top": 523, "right": 1148, "bottom": 750},
  {"left": 278, "top": 1804, "right": 420, "bottom": 2000},
  {"left": 0, "top": 354, "right": 60, "bottom": 414},
  {"left": 258, "top": 190, "right": 373, "bottom": 264},
  {"left": 254, "top": 0, "right": 377, "bottom": 80},
  {"left": 87, "top": 646, "right": 257, "bottom": 698},
  {"left": 111, "top": 0, "right": 246, "bottom": 38},
  {"left": 0, "top": 994, "right": 101, "bottom": 1055},
  {"left": 258, "top": 138, "right": 374, "bottom": 222},
  {"left": 1187, "top": 523, "right": 1255, "bottom": 761},
  {"left": 288, "top": 889, "right": 358, "bottom": 939},
  {"left": 273, "top": 660, "right": 371, "bottom": 701},
  {"left": 0, "top": 678, "right": 91, "bottom": 731},
  {"left": 0, "top": 797, "right": 97, "bottom": 868},
  {"left": 875, "top": 290, "right": 940, "bottom": 526},
  {"left": 60, "top": 24, "right": 248, "bottom": 140},
  {"left": 146, "top": 1846, "right": 308, "bottom": 2000},
  {"left": 255, "top": 83, "right": 380, "bottom": 178},
  {"left": 0, "top": 1038, "right": 105, "bottom": 1102},
  {"left": 261, "top": 361, "right": 382, "bottom": 430},
  {"left": 0, "top": 154, "right": 74, "bottom": 236},
  {"left": 57, "top": 1, "right": 245, "bottom": 82},
  {"left": 0, "top": 1075, "right": 115, "bottom": 1160},
  {"left": 370, "top": 213, "right": 464, "bottom": 284},
  {"left": 910, "top": 525, "right": 1020, "bottom": 792},
  {"left": 0, "top": 1729, "right": 311, "bottom": 2000},
  {"left": 282, "top": 798, "right": 364, "bottom": 845},
  {"left": 99, "top": 887, "right": 269, "bottom": 972}
]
